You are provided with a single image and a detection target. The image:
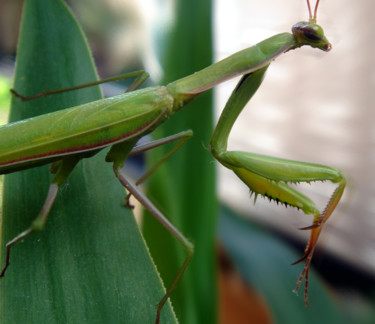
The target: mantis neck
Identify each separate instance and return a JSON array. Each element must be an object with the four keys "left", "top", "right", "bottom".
[{"left": 166, "top": 32, "right": 296, "bottom": 110}]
